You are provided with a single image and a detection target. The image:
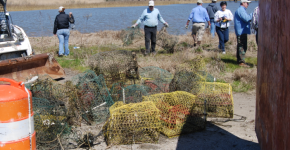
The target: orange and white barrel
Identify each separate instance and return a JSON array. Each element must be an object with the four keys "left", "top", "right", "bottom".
[{"left": 0, "top": 78, "right": 36, "bottom": 150}]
